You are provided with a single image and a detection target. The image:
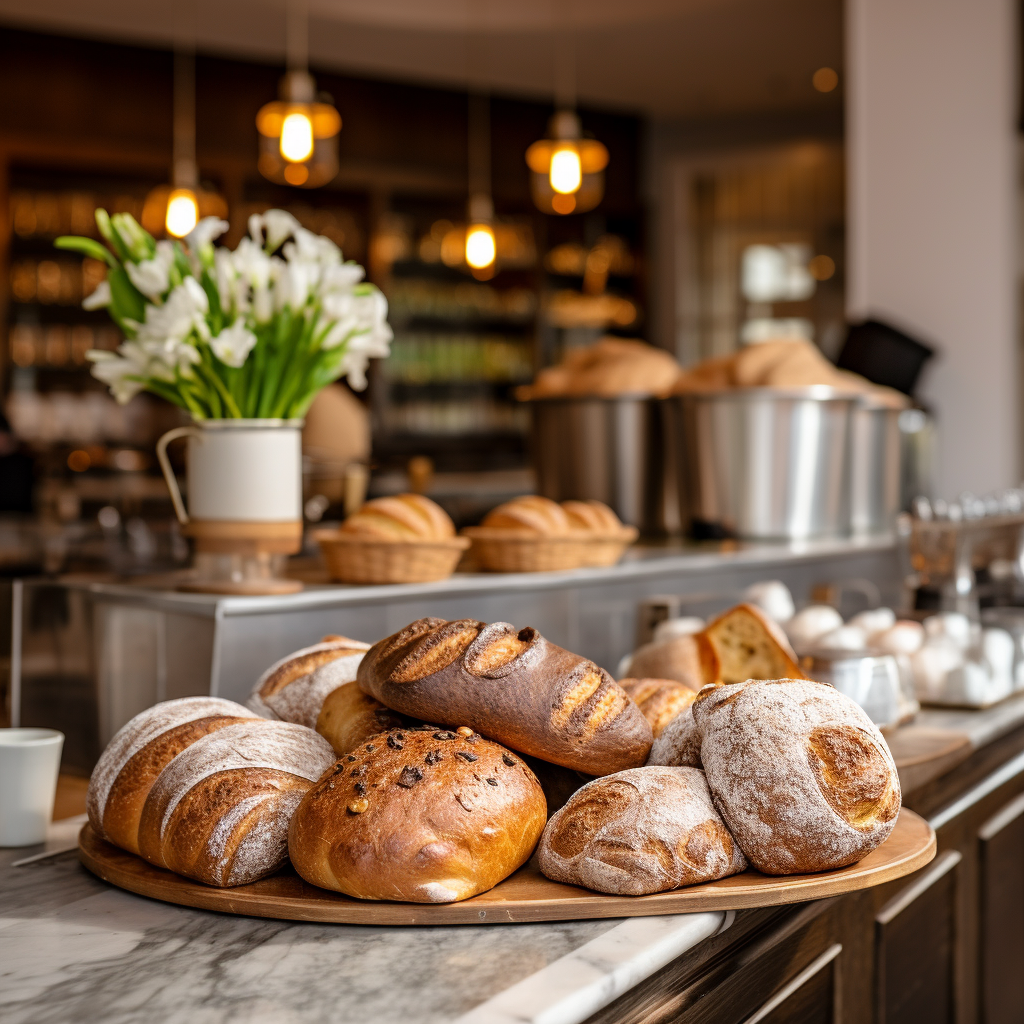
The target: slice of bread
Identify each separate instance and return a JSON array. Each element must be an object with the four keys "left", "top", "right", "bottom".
[{"left": 700, "top": 603, "right": 805, "bottom": 683}]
